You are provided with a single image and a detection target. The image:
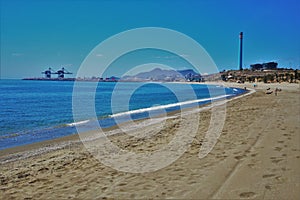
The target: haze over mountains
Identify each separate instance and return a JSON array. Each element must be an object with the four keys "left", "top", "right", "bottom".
[{"left": 121, "top": 68, "right": 202, "bottom": 82}]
